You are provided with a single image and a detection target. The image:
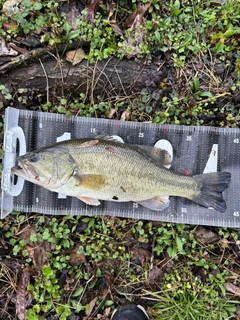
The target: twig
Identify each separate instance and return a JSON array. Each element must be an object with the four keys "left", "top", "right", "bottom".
[
  {"left": 39, "top": 58, "right": 49, "bottom": 104},
  {"left": 195, "top": 92, "right": 231, "bottom": 105}
]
